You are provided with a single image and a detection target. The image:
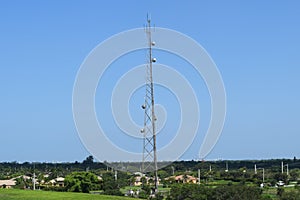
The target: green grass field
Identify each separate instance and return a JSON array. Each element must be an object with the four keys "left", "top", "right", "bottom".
[
  {"left": 121, "top": 185, "right": 170, "bottom": 193},
  {"left": 0, "top": 189, "right": 136, "bottom": 200}
]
